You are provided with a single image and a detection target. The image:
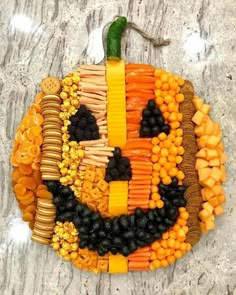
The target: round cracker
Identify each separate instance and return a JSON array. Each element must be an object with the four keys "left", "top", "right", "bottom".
[
  {"left": 31, "top": 233, "right": 50, "bottom": 245},
  {"left": 41, "top": 77, "right": 61, "bottom": 94}
]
